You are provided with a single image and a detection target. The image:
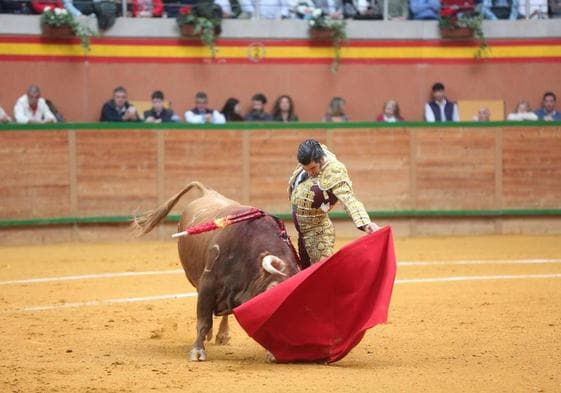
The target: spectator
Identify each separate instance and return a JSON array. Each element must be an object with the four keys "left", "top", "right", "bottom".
[
  {"left": 221, "top": 98, "right": 244, "bottom": 121},
  {"left": 388, "top": 0, "right": 409, "bottom": 19},
  {"left": 474, "top": 107, "right": 491, "bottom": 121},
  {"left": 535, "top": 91, "right": 561, "bottom": 120},
  {"left": 144, "top": 90, "right": 177, "bottom": 123},
  {"left": 481, "top": 0, "right": 519, "bottom": 20},
  {"left": 550, "top": 0, "right": 561, "bottom": 17},
  {"left": 311, "top": 0, "right": 343, "bottom": 18},
  {"left": 132, "top": 0, "right": 164, "bottom": 17},
  {"left": 290, "top": 0, "right": 317, "bottom": 19},
  {"left": 322, "top": 96, "right": 349, "bottom": 122},
  {"left": 272, "top": 95, "right": 299, "bottom": 122},
  {"left": 410, "top": 0, "right": 440, "bottom": 19},
  {"left": 376, "top": 100, "right": 404, "bottom": 122},
  {"left": 507, "top": 101, "right": 538, "bottom": 121},
  {"left": 14, "top": 85, "right": 57, "bottom": 124},
  {"left": 424, "top": 82, "right": 459, "bottom": 122},
  {"left": 185, "top": 91, "right": 226, "bottom": 124},
  {"left": 342, "top": 0, "right": 382, "bottom": 19},
  {"left": 517, "top": 0, "right": 548, "bottom": 18},
  {"left": 214, "top": 0, "right": 247, "bottom": 18},
  {"left": 0, "top": 105, "right": 12, "bottom": 123},
  {"left": 100, "top": 86, "right": 141, "bottom": 122},
  {"left": 251, "top": 0, "right": 290, "bottom": 18},
  {"left": 245, "top": 93, "right": 273, "bottom": 121},
  {"left": 31, "top": 0, "right": 62, "bottom": 14}
]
